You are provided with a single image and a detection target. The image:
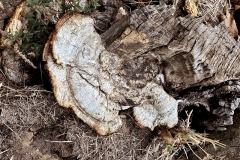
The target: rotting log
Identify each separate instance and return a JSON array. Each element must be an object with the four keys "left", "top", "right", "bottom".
[{"left": 44, "top": 3, "right": 240, "bottom": 135}]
